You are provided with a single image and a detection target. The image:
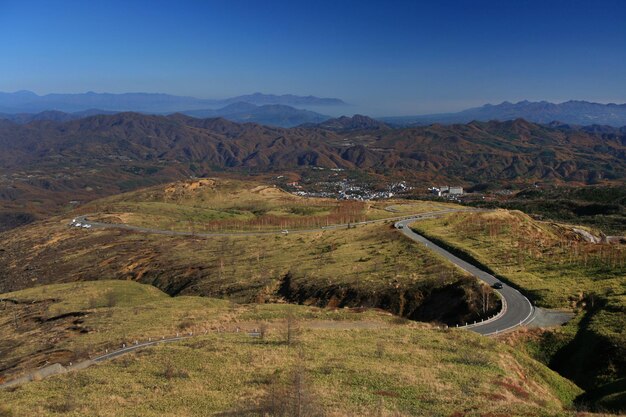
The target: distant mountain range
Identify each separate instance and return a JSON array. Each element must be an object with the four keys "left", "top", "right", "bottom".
[
  {"left": 304, "top": 114, "right": 391, "bottom": 131},
  {"left": 179, "top": 102, "right": 330, "bottom": 127},
  {"left": 0, "top": 102, "right": 331, "bottom": 128},
  {"left": 0, "top": 90, "right": 346, "bottom": 114},
  {"left": 383, "top": 100, "right": 626, "bottom": 127},
  {"left": 3, "top": 93, "right": 626, "bottom": 128}
]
